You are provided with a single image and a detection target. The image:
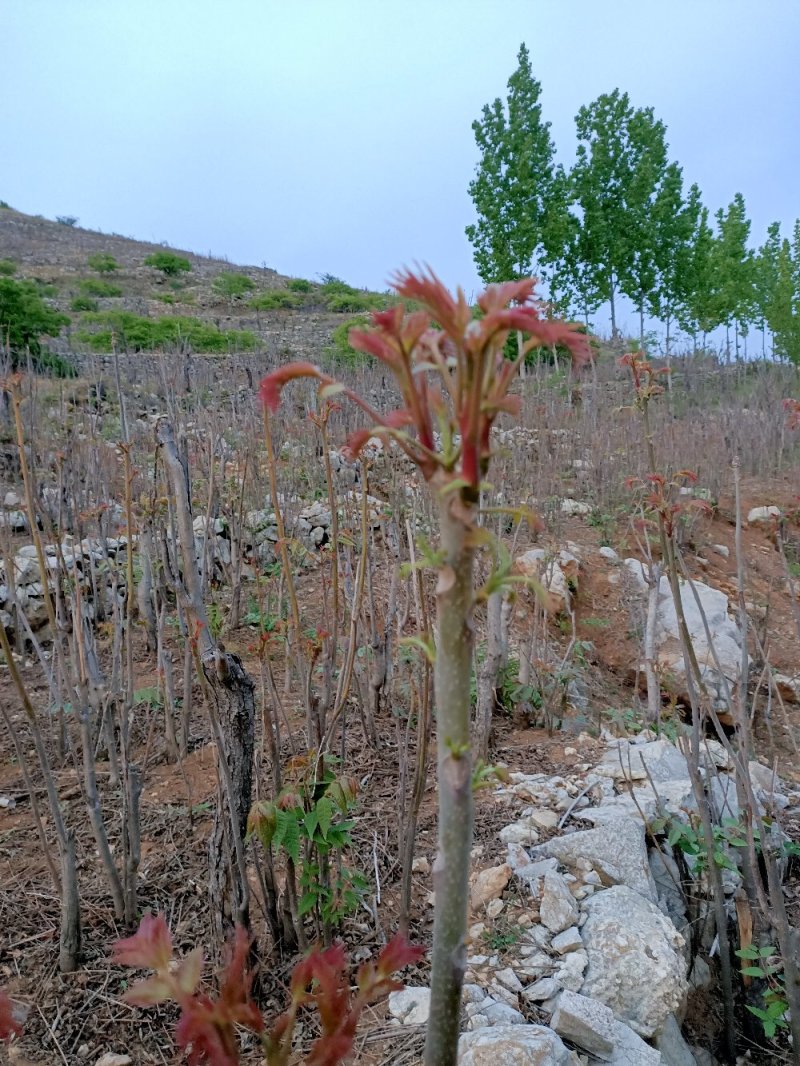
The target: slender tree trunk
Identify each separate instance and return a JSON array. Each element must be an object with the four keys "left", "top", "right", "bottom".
[
  {"left": 638, "top": 294, "right": 645, "bottom": 352},
  {"left": 475, "top": 589, "right": 503, "bottom": 760},
  {"left": 157, "top": 419, "right": 256, "bottom": 948},
  {"left": 609, "top": 274, "right": 617, "bottom": 344},
  {"left": 424, "top": 501, "right": 476, "bottom": 1066}
]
